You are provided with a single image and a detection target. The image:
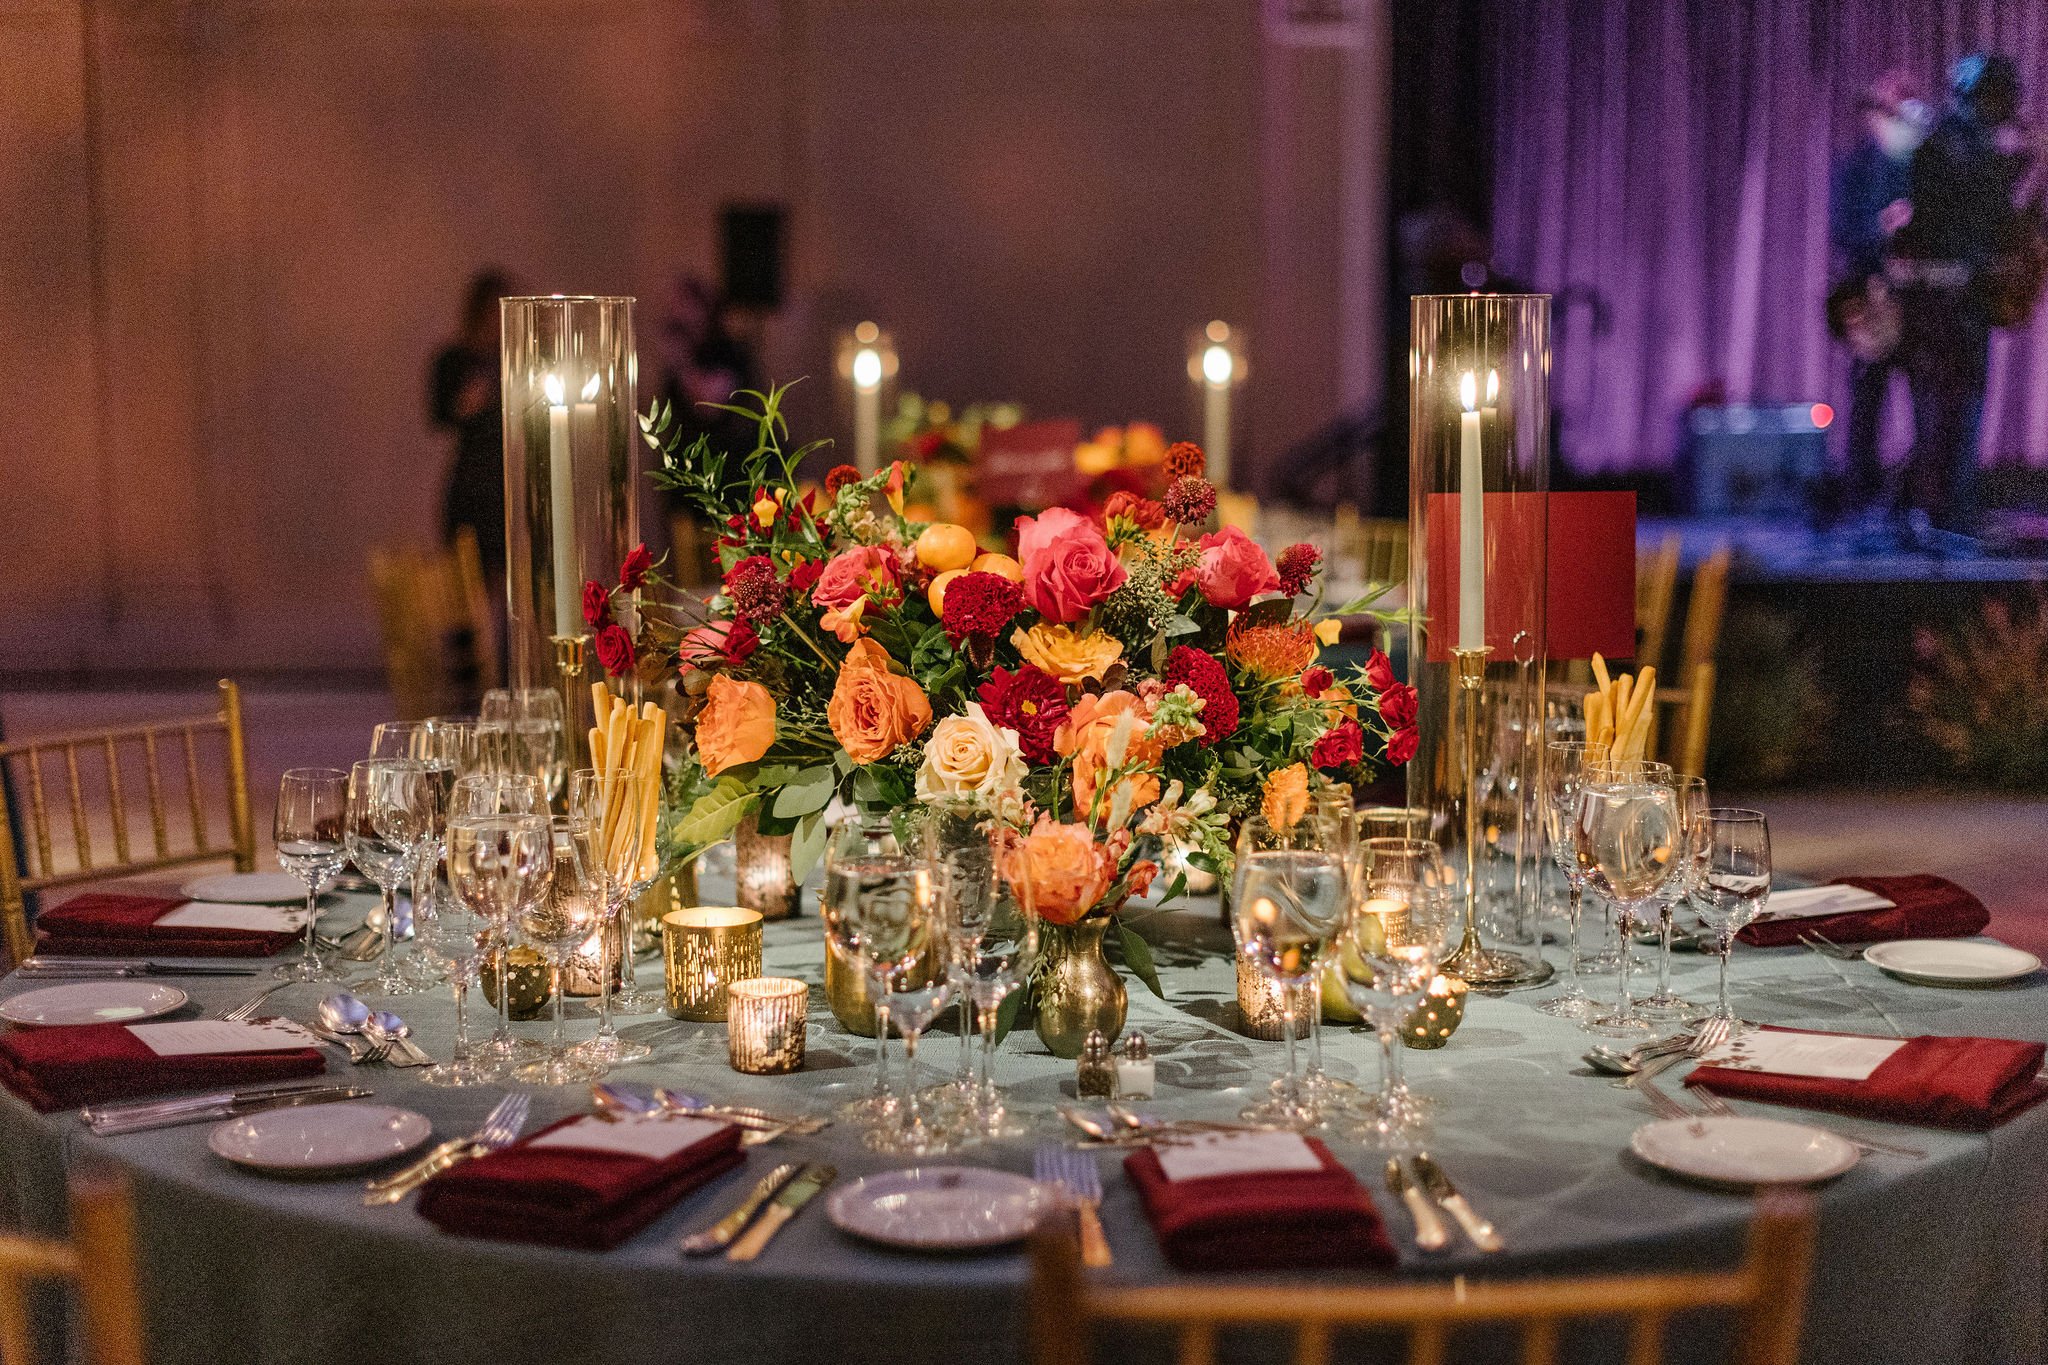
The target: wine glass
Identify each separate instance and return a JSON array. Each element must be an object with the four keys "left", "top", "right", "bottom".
[
  {"left": 429, "top": 814, "right": 543, "bottom": 1086},
  {"left": 936, "top": 811, "right": 1041, "bottom": 1140},
  {"left": 369, "top": 722, "right": 456, "bottom": 989},
  {"left": 1577, "top": 768, "right": 1681, "bottom": 1037},
  {"left": 918, "top": 799, "right": 986, "bottom": 1120},
  {"left": 272, "top": 768, "right": 348, "bottom": 982},
  {"left": 564, "top": 768, "right": 651, "bottom": 1066},
  {"left": 515, "top": 819, "right": 606, "bottom": 1085},
  {"left": 1296, "top": 785, "right": 1361, "bottom": 1104},
  {"left": 345, "top": 759, "right": 430, "bottom": 996},
  {"left": 482, "top": 689, "right": 567, "bottom": 803},
  {"left": 1638, "top": 774, "right": 1708, "bottom": 1020},
  {"left": 1538, "top": 740, "right": 1608, "bottom": 1018},
  {"left": 1692, "top": 808, "right": 1771, "bottom": 1038},
  {"left": 1233, "top": 812, "right": 1349, "bottom": 1128},
  {"left": 863, "top": 862, "right": 947, "bottom": 1155},
  {"left": 451, "top": 773, "right": 546, "bottom": 818},
  {"left": 1338, "top": 837, "right": 1459, "bottom": 1145},
  {"left": 821, "top": 813, "right": 914, "bottom": 1125}
]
